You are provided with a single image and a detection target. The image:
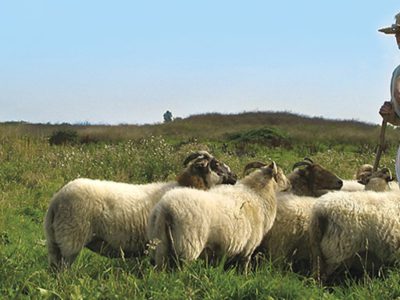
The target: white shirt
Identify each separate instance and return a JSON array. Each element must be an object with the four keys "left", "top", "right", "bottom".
[{"left": 391, "top": 64, "right": 400, "bottom": 116}]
